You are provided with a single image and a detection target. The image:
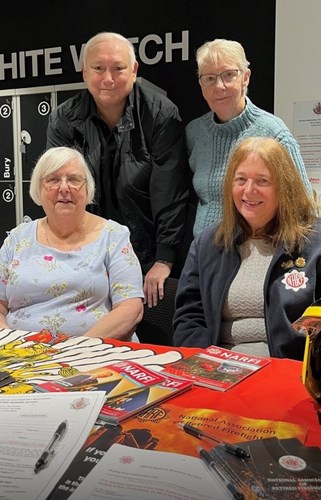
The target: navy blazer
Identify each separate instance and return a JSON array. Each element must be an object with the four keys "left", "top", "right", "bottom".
[{"left": 173, "top": 221, "right": 321, "bottom": 360}]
